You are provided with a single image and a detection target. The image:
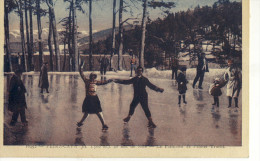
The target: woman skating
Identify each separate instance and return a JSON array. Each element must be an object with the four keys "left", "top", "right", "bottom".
[{"left": 77, "top": 62, "right": 113, "bottom": 130}]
